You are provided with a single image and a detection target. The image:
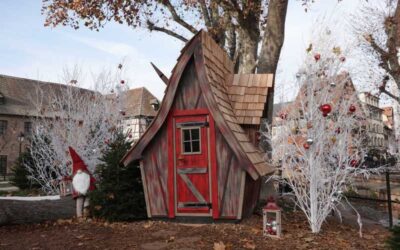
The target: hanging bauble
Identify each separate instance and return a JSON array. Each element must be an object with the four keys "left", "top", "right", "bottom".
[
  {"left": 314, "top": 53, "right": 321, "bottom": 61},
  {"left": 128, "top": 134, "right": 132, "bottom": 139},
  {"left": 303, "top": 143, "right": 310, "bottom": 150},
  {"left": 349, "top": 105, "right": 356, "bottom": 113},
  {"left": 350, "top": 159, "right": 358, "bottom": 167},
  {"left": 319, "top": 104, "right": 332, "bottom": 117},
  {"left": 280, "top": 113, "right": 287, "bottom": 120},
  {"left": 120, "top": 80, "right": 125, "bottom": 84},
  {"left": 306, "top": 138, "right": 314, "bottom": 145},
  {"left": 340, "top": 56, "right": 346, "bottom": 62}
]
